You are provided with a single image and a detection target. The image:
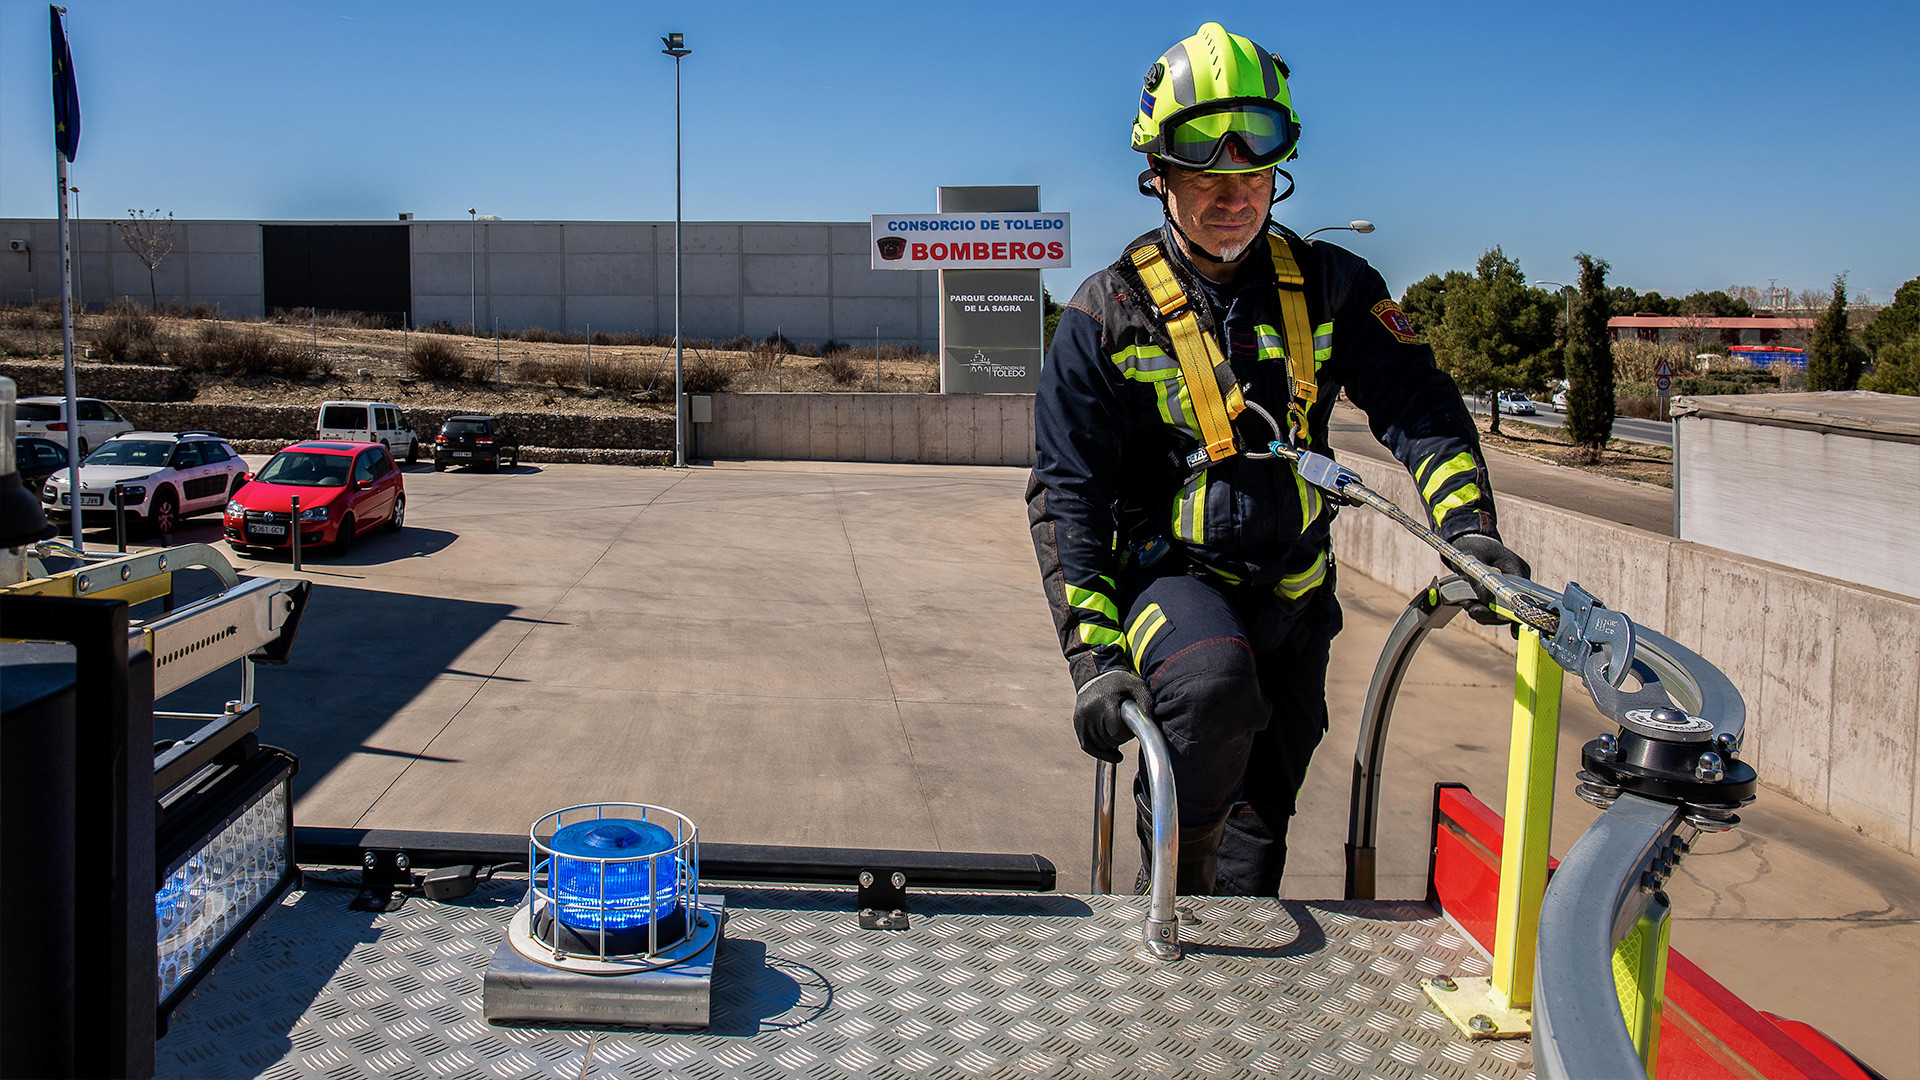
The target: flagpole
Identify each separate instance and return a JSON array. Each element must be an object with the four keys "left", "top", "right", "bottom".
[{"left": 57, "top": 150, "right": 80, "bottom": 550}]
